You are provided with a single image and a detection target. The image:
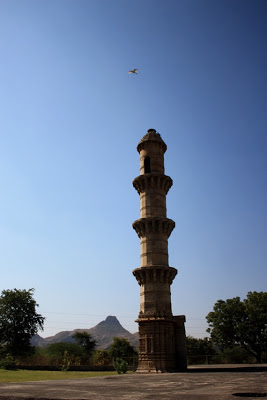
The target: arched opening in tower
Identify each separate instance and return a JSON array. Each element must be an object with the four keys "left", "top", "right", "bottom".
[{"left": 144, "top": 157, "right": 151, "bottom": 173}]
